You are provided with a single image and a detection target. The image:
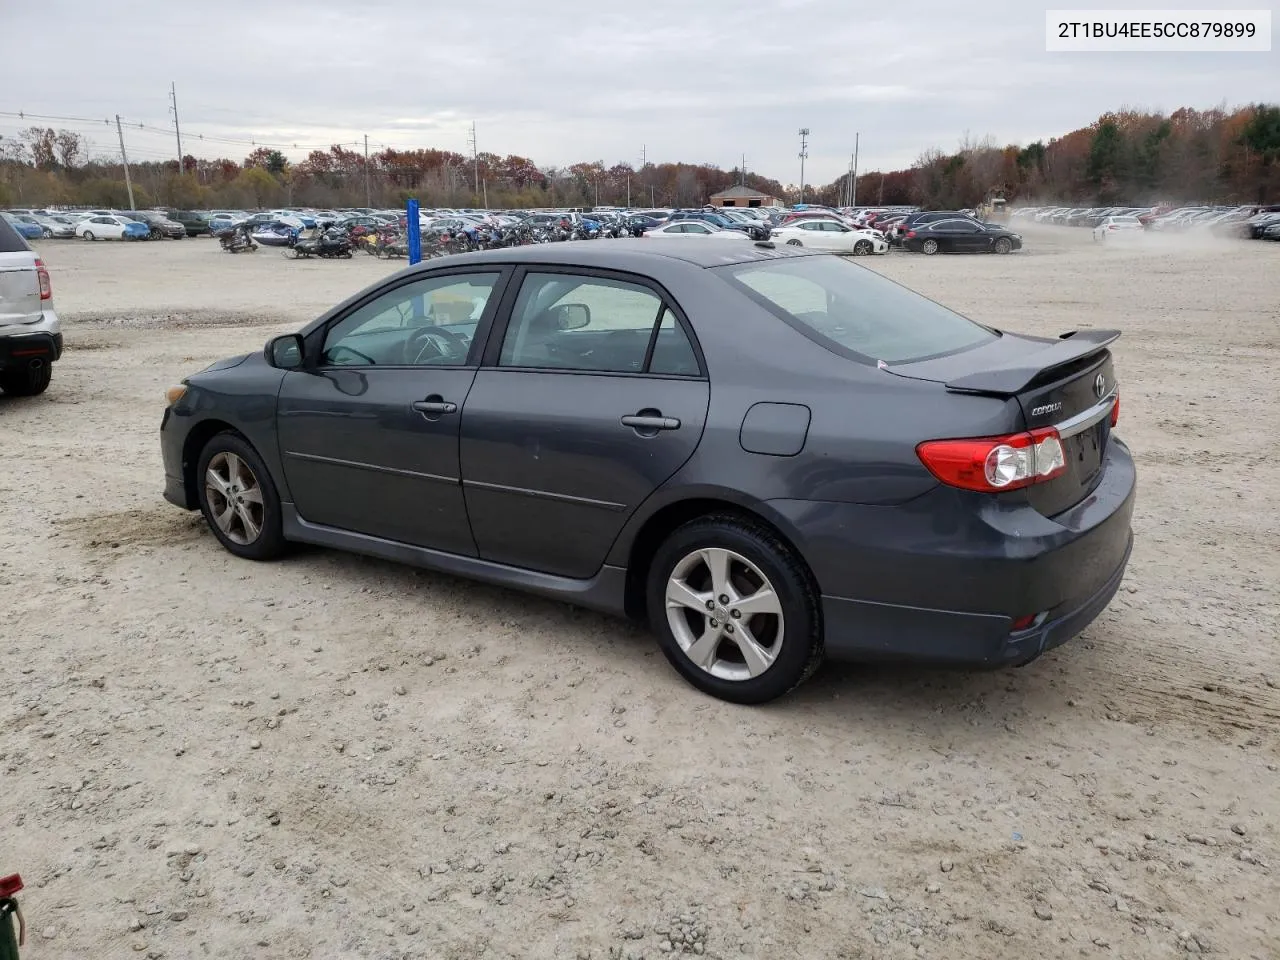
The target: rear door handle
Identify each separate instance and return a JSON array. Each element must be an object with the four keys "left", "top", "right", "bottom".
[
  {"left": 412, "top": 397, "right": 457, "bottom": 415},
  {"left": 621, "top": 414, "right": 680, "bottom": 431}
]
